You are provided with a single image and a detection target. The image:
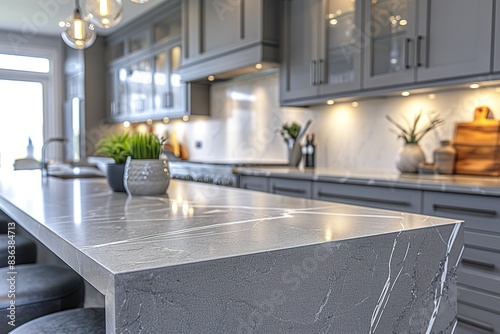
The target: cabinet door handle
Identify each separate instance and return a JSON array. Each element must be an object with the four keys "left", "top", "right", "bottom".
[
  {"left": 432, "top": 204, "right": 497, "bottom": 218},
  {"left": 317, "top": 191, "right": 411, "bottom": 207},
  {"left": 310, "top": 60, "right": 317, "bottom": 85},
  {"left": 462, "top": 257, "right": 495, "bottom": 270},
  {"left": 457, "top": 315, "right": 494, "bottom": 332},
  {"left": 404, "top": 38, "right": 411, "bottom": 69},
  {"left": 273, "top": 186, "right": 306, "bottom": 194},
  {"left": 318, "top": 59, "right": 324, "bottom": 84},
  {"left": 416, "top": 35, "right": 424, "bottom": 67}
]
